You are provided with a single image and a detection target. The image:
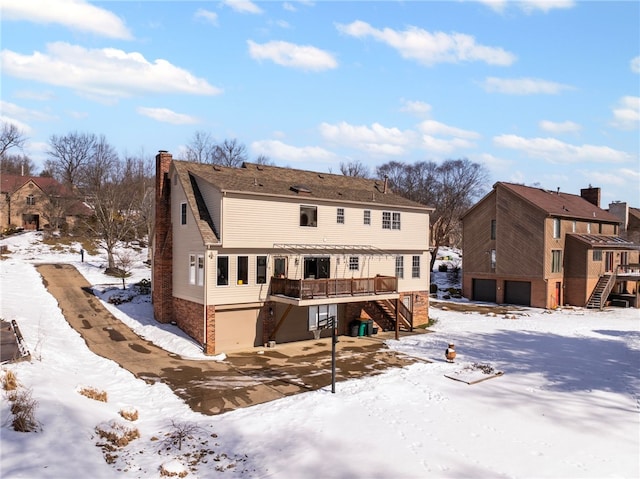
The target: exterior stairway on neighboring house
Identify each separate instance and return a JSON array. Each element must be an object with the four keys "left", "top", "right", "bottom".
[
  {"left": 586, "top": 274, "right": 616, "bottom": 310},
  {"left": 362, "top": 300, "right": 413, "bottom": 332}
]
